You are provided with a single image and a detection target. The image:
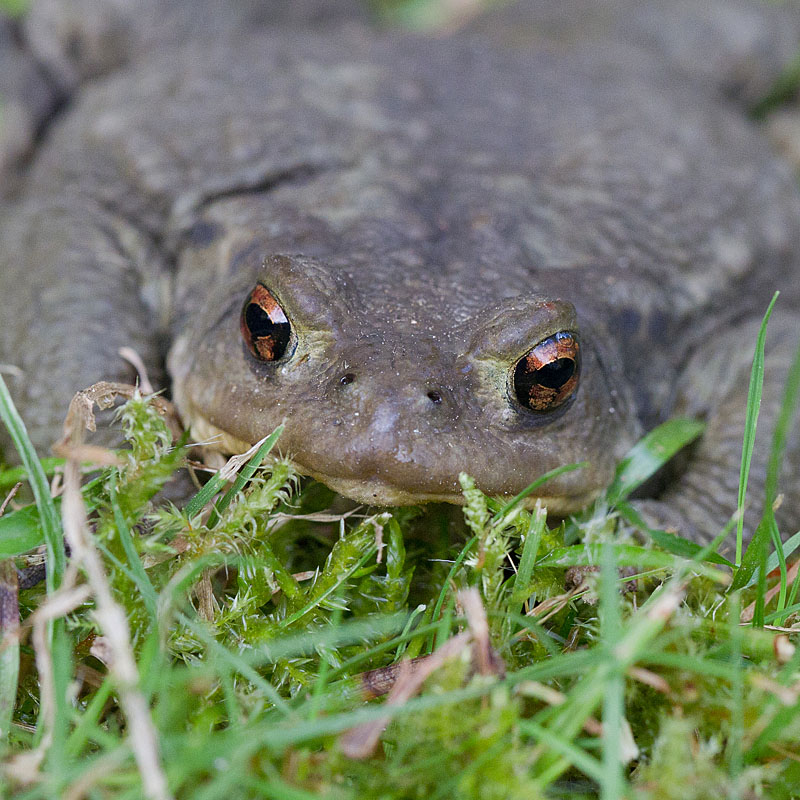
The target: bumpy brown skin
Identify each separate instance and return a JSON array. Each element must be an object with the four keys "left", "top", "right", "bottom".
[{"left": 1, "top": 0, "right": 800, "bottom": 542}]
